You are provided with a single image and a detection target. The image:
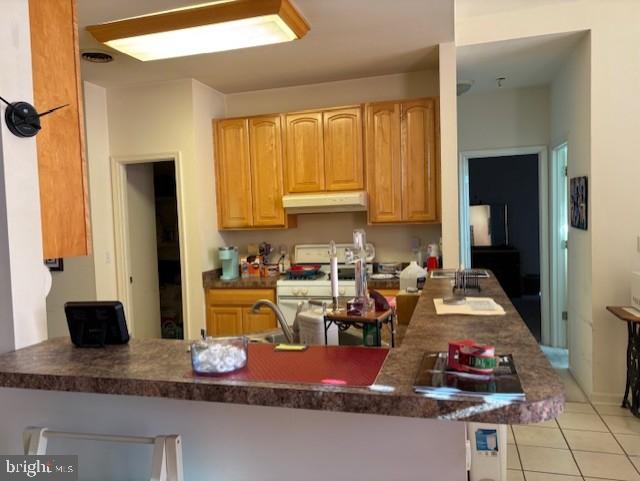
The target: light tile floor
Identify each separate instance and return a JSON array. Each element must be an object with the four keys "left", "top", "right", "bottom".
[{"left": 508, "top": 368, "right": 640, "bottom": 481}]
